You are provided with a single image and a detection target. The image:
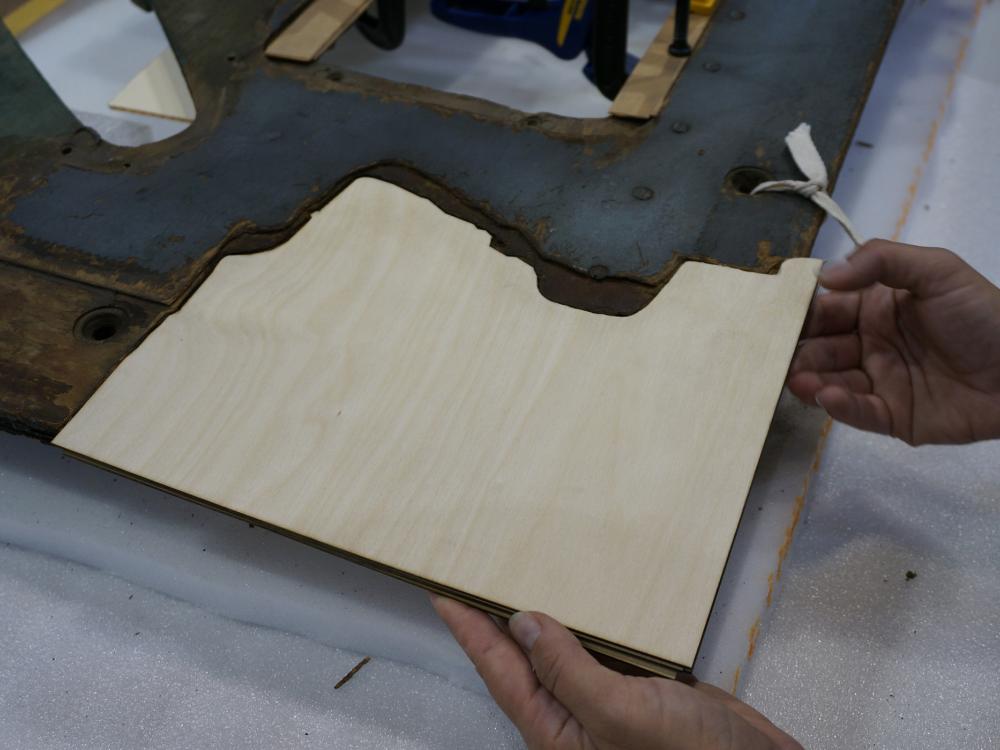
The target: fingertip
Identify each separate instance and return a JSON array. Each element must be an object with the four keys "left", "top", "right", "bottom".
[
  {"left": 814, "top": 384, "right": 841, "bottom": 410},
  {"left": 786, "top": 371, "right": 820, "bottom": 403},
  {"left": 521, "top": 613, "right": 627, "bottom": 721},
  {"left": 509, "top": 611, "right": 542, "bottom": 652},
  {"left": 814, "top": 386, "right": 893, "bottom": 437},
  {"left": 817, "top": 257, "right": 854, "bottom": 288}
]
